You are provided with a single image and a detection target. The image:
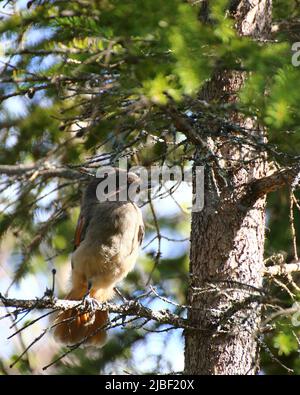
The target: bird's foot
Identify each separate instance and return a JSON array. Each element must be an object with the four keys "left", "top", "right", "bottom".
[{"left": 82, "top": 294, "right": 101, "bottom": 314}]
